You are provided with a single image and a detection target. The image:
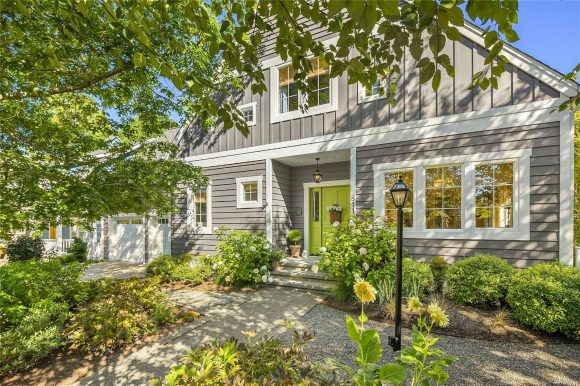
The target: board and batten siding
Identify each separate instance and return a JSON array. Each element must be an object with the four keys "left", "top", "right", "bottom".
[
  {"left": 355, "top": 121, "right": 560, "bottom": 267},
  {"left": 171, "top": 160, "right": 266, "bottom": 256},
  {"left": 178, "top": 35, "right": 559, "bottom": 159}
]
